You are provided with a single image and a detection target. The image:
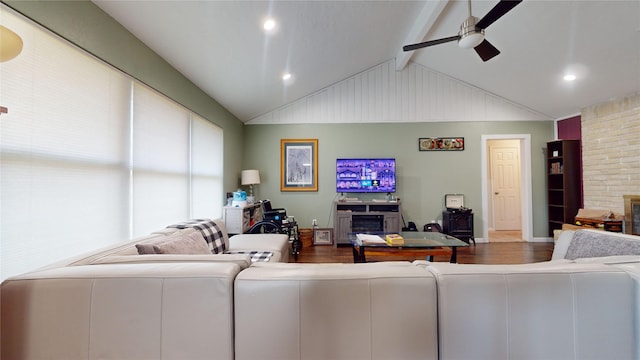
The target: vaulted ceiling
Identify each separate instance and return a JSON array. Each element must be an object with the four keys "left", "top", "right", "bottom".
[{"left": 93, "top": 0, "right": 640, "bottom": 123}]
